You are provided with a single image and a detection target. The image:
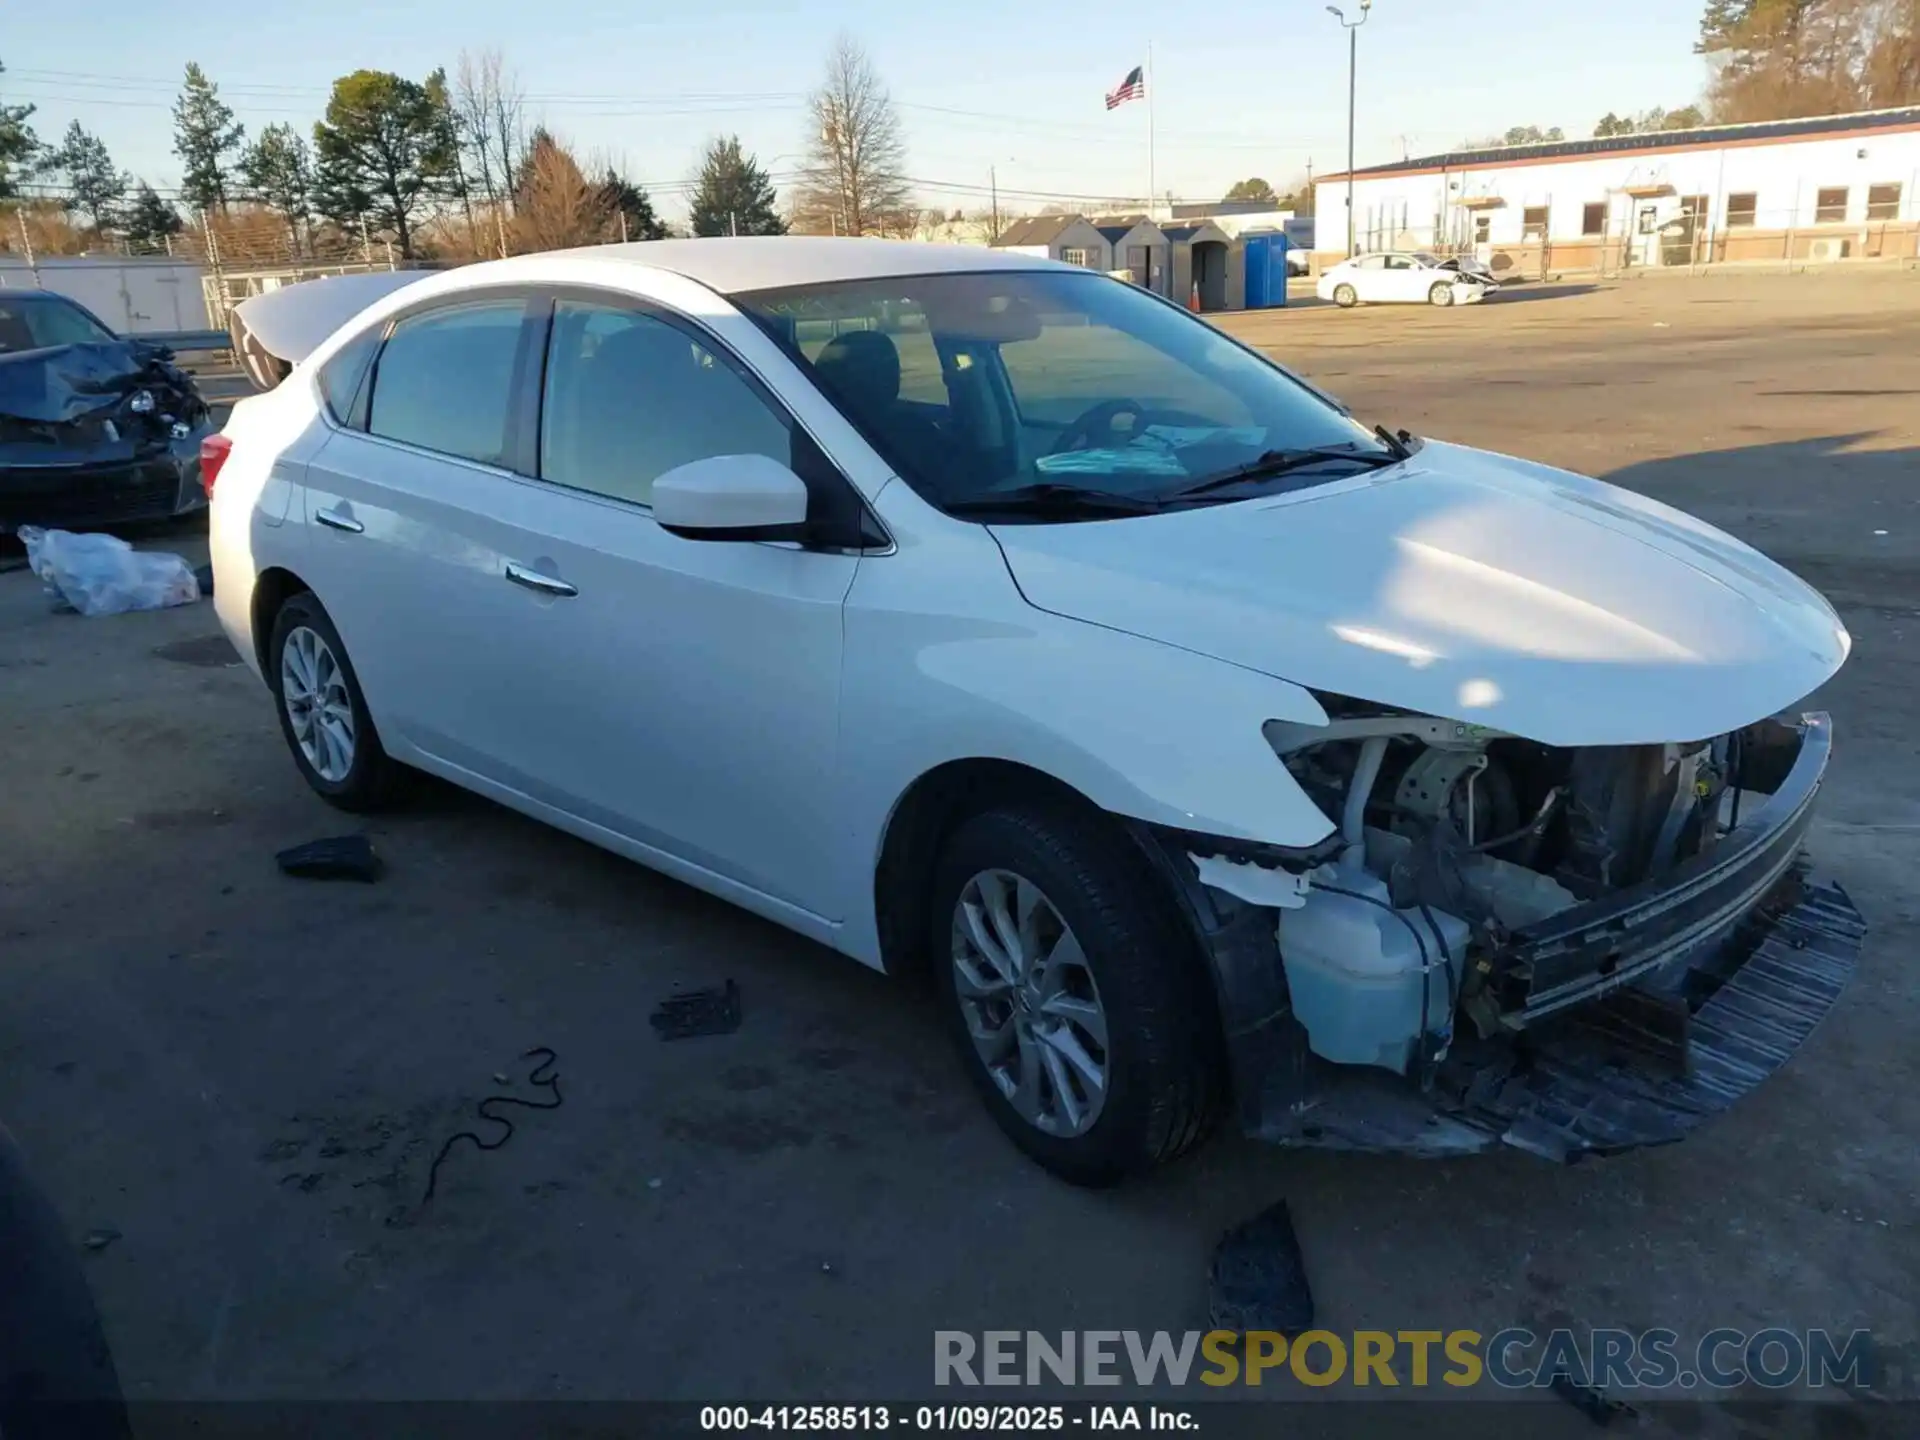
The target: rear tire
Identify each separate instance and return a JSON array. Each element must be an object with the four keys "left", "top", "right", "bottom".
[
  {"left": 1333, "top": 284, "right": 1359, "bottom": 308},
  {"left": 267, "top": 592, "right": 403, "bottom": 812},
  {"left": 929, "top": 804, "right": 1222, "bottom": 1186},
  {"left": 1429, "top": 282, "right": 1455, "bottom": 307}
]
